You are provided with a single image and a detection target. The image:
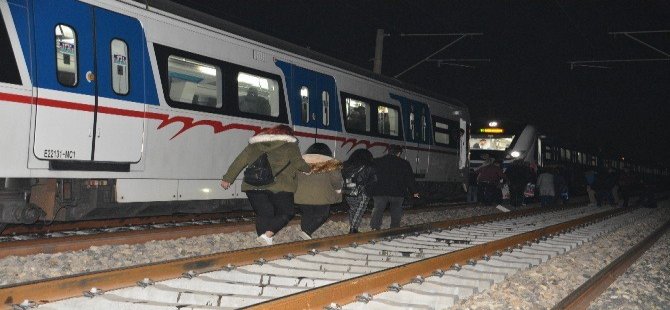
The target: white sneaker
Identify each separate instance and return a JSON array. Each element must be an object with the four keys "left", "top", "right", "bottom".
[
  {"left": 256, "top": 234, "right": 273, "bottom": 246},
  {"left": 496, "top": 205, "right": 510, "bottom": 212},
  {"left": 298, "top": 231, "right": 312, "bottom": 240}
]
